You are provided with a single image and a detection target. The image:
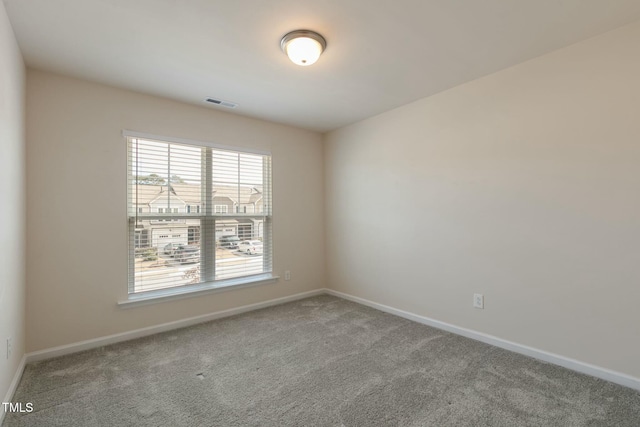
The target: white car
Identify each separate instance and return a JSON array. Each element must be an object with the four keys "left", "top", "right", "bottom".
[{"left": 238, "top": 240, "right": 263, "bottom": 255}]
